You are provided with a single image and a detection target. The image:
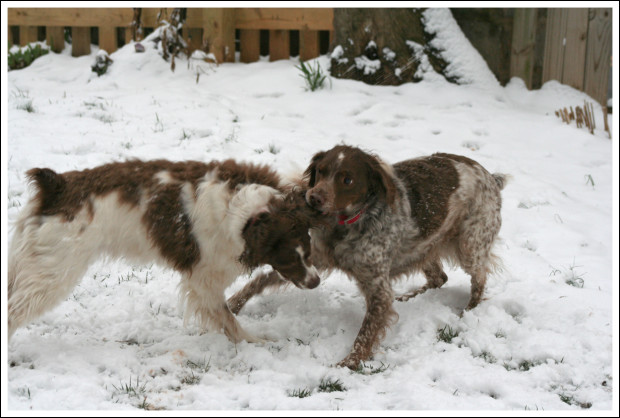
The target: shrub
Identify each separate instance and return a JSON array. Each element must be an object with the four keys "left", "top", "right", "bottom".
[{"left": 8, "top": 43, "right": 49, "bottom": 71}]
